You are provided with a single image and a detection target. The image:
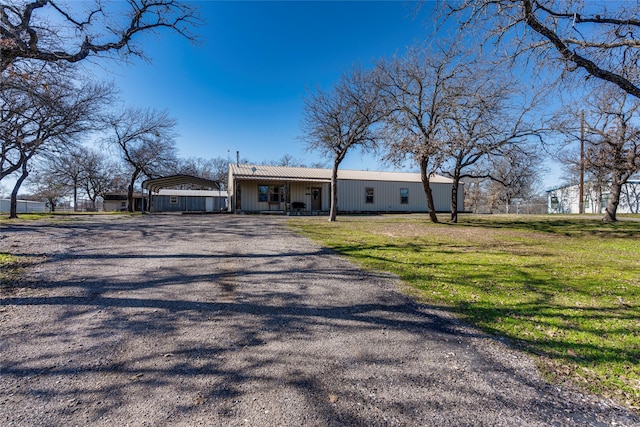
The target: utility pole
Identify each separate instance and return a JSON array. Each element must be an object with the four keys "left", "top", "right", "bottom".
[{"left": 579, "top": 110, "right": 585, "bottom": 214}]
